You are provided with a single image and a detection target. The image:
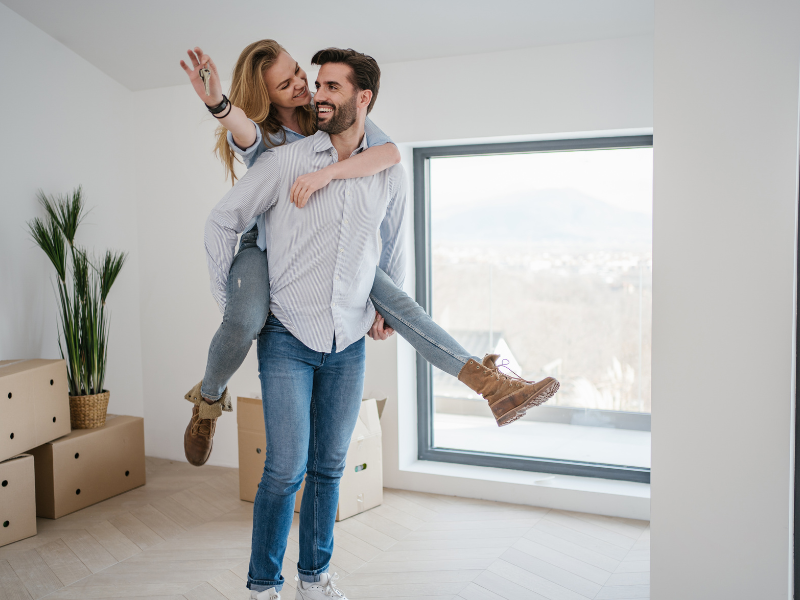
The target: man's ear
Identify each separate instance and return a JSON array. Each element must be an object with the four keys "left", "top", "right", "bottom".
[{"left": 358, "top": 89, "right": 373, "bottom": 110}]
